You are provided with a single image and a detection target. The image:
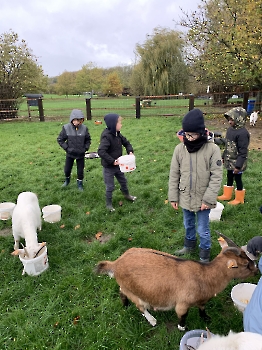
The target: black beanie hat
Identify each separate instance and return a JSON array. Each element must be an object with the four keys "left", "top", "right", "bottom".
[{"left": 182, "top": 108, "right": 205, "bottom": 135}]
